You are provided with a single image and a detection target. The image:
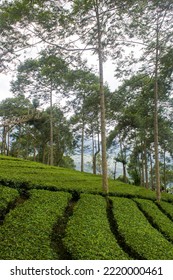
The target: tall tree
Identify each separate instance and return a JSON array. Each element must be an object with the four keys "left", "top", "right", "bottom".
[
  {"left": 0, "top": 0, "right": 138, "bottom": 193},
  {"left": 0, "top": 95, "right": 32, "bottom": 155},
  {"left": 11, "top": 50, "right": 70, "bottom": 165},
  {"left": 64, "top": 0, "right": 134, "bottom": 192},
  {"left": 108, "top": 69, "right": 173, "bottom": 190},
  {"left": 68, "top": 68, "right": 101, "bottom": 173},
  {"left": 118, "top": 0, "right": 173, "bottom": 200}
]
